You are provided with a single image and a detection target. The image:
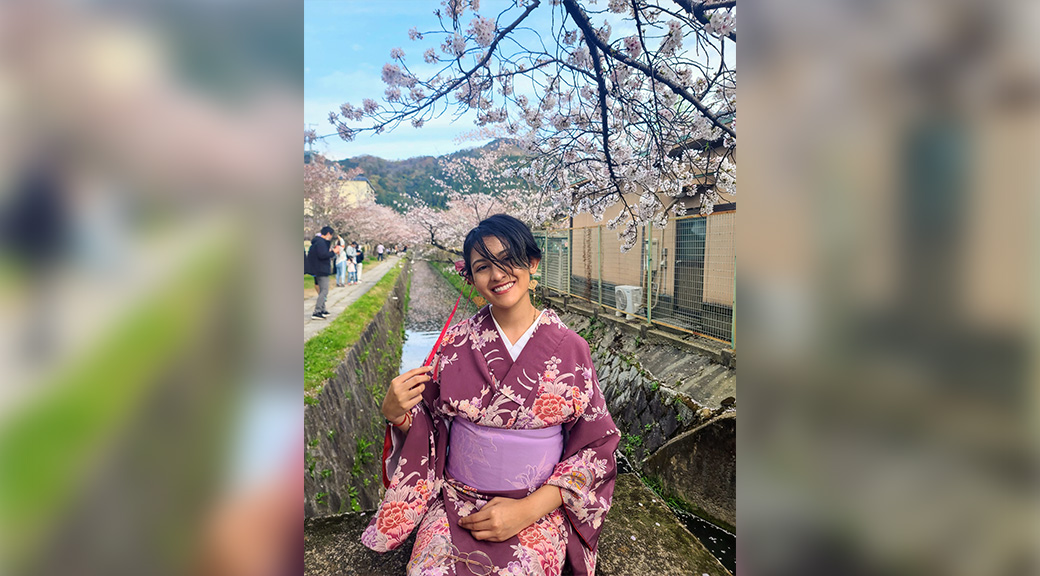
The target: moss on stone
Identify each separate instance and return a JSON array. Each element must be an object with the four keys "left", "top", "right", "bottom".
[{"left": 304, "top": 474, "right": 731, "bottom": 576}]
